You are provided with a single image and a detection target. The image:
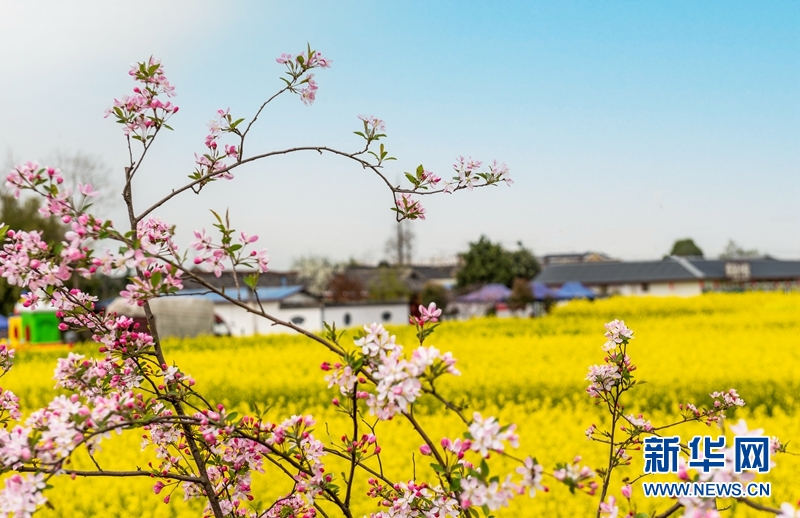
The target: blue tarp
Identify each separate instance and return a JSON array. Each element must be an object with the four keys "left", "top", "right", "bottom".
[
  {"left": 530, "top": 282, "right": 558, "bottom": 300},
  {"left": 0, "top": 315, "right": 6, "bottom": 329},
  {"left": 555, "top": 281, "right": 596, "bottom": 300},
  {"left": 458, "top": 283, "right": 512, "bottom": 303}
]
